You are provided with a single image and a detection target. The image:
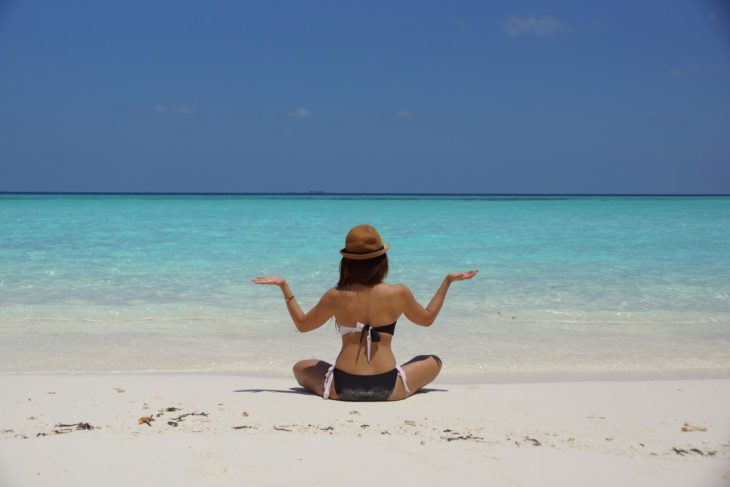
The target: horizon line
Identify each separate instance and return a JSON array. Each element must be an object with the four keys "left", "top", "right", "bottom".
[{"left": 1, "top": 191, "right": 729, "bottom": 197}]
